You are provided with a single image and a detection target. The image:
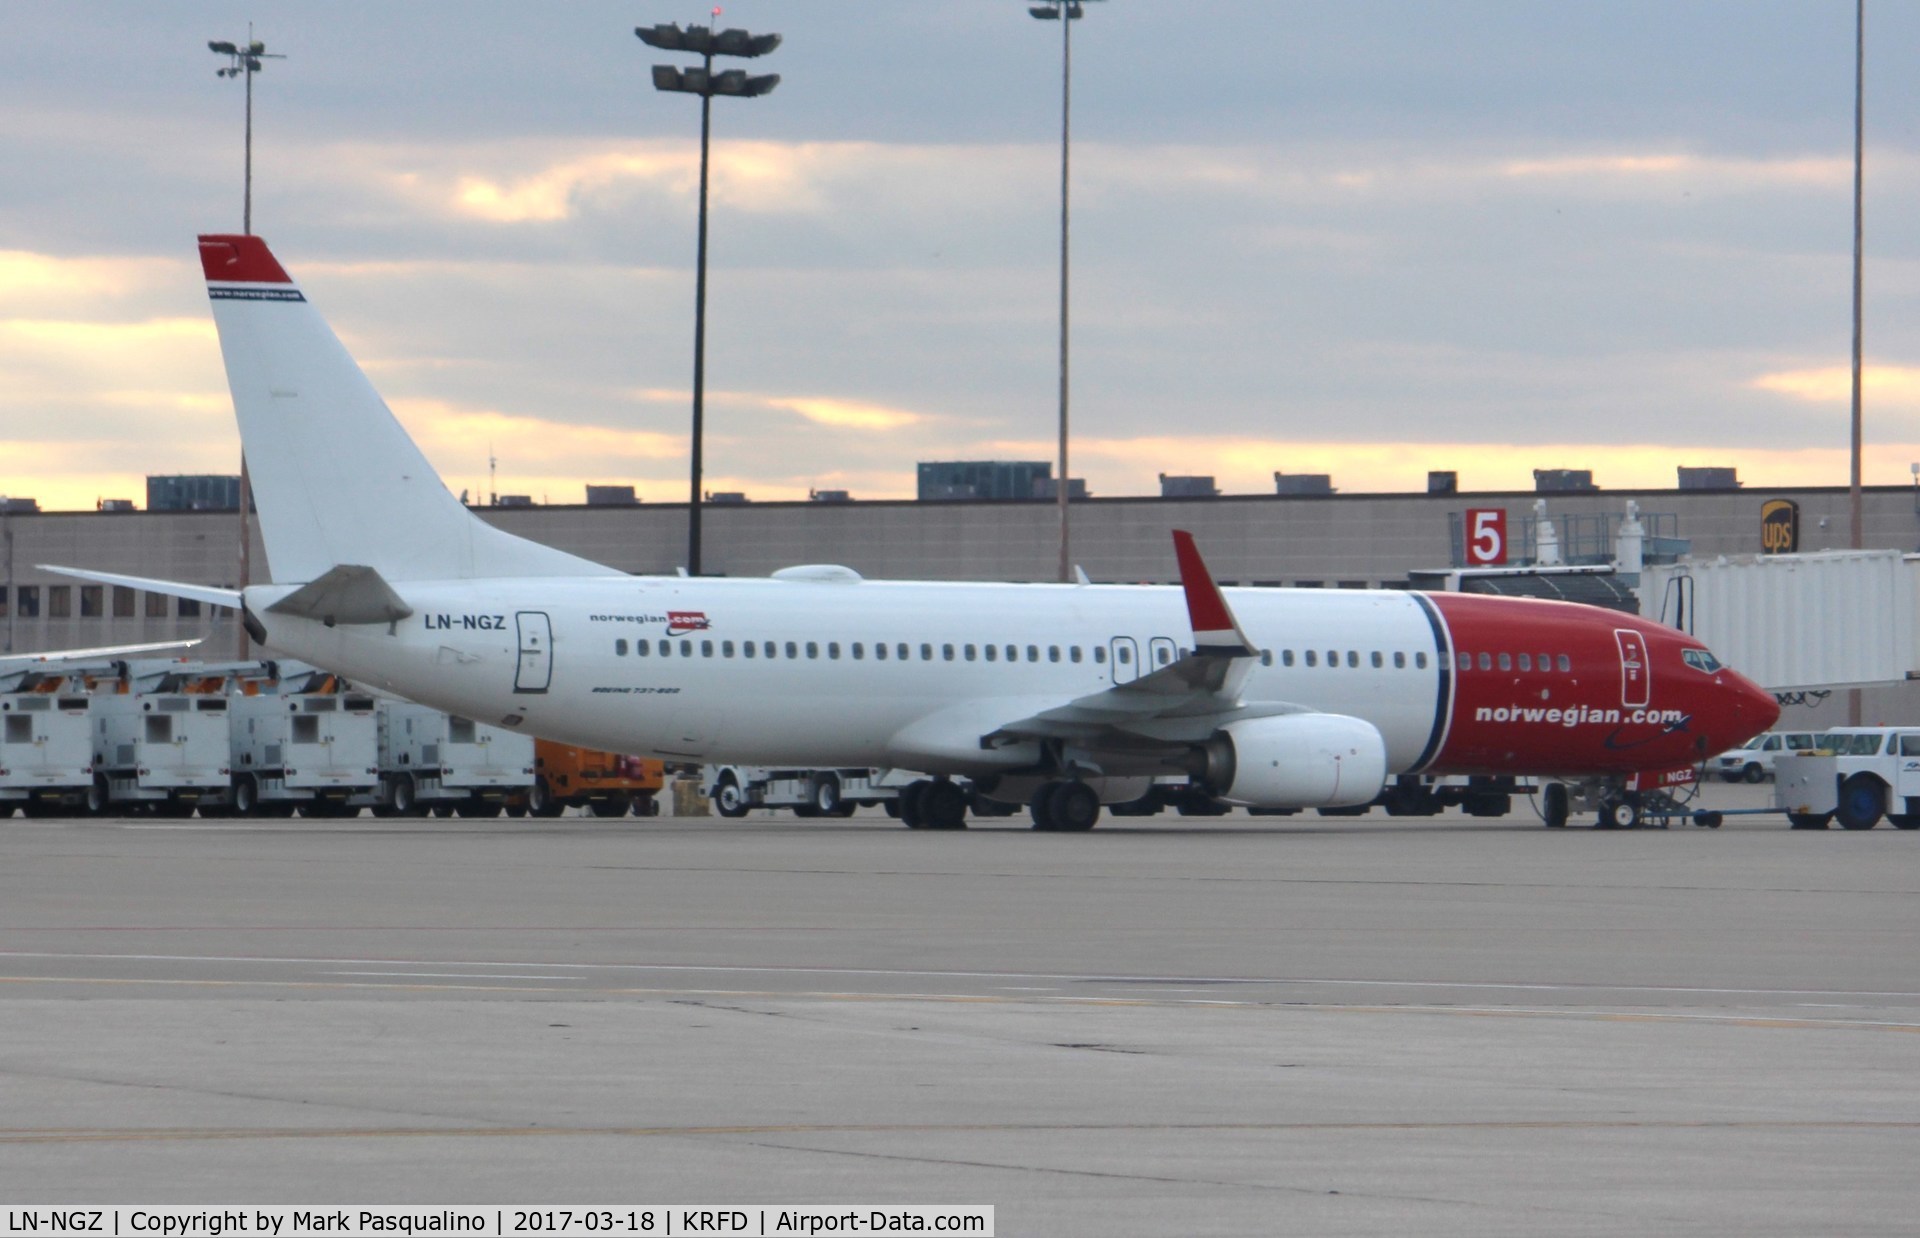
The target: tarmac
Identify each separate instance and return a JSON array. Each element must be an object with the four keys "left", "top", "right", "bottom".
[{"left": 3, "top": 781, "right": 1918, "bottom": 1235}]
